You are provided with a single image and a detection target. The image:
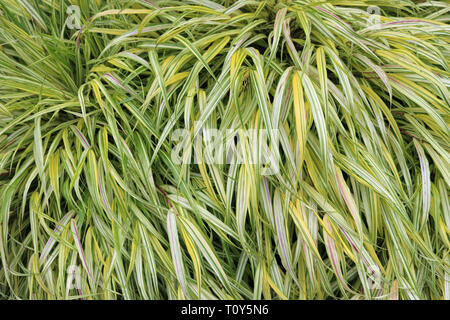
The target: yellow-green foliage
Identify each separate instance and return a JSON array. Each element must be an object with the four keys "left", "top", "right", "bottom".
[{"left": 0, "top": 0, "right": 449, "bottom": 300}]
